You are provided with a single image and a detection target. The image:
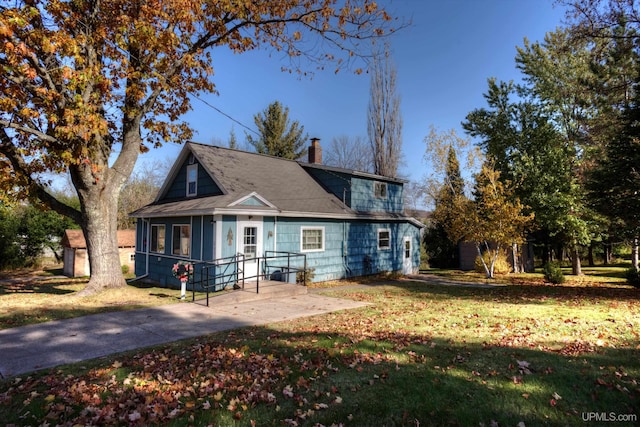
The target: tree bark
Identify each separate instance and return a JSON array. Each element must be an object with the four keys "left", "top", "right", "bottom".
[
  {"left": 78, "top": 186, "right": 127, "bottom": 294},
  {"left": 571, "top": 241, "right": 583, "bottom": 276},
  {"left": 511, "top": 242, "right": 521, "bottom": 273},
  {"left": 71, "top": 131, "right": 140, "bottom": 295},
  {"left": 632, "top": 237, "right": 639, "bottom": 270}
]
